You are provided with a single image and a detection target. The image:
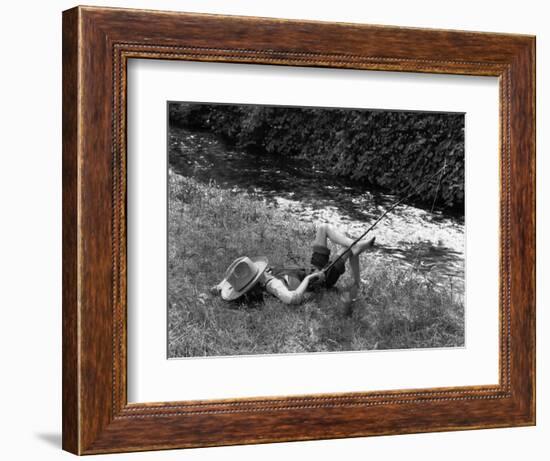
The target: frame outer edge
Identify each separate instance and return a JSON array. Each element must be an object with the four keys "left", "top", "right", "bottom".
[
  {"left": 531, "top": 36, "right": 537, "bottom": 425},
  {"left": 505, "top": 36, "right": 536, "bottom": 424},
  {"left": 62, "top": 6, "right": 81, "bottom": 455},
  {"left": 64, "top": 6, "right": 536, "bottom": 454},
  {"left": 525, "top": 36, "right": 537, "bottom": 426},
  {"left": 76, "top": 6, "right": 119, "bottom": 453}
]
